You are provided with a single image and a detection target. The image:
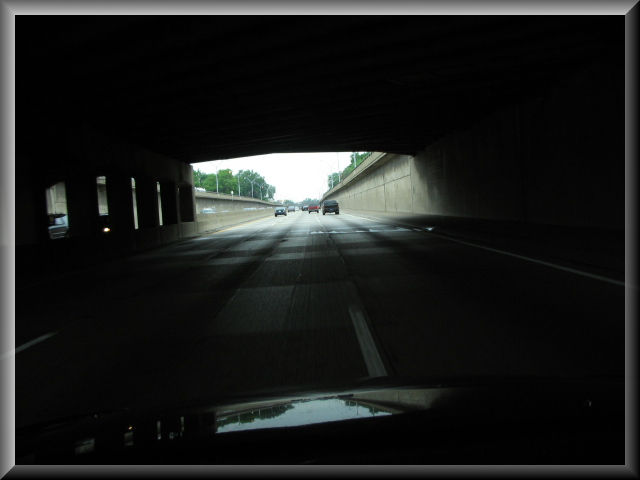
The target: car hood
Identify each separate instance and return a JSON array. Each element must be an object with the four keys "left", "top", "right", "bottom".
[{"left": 15, "top": 376, "right": 624, "bottom": 464}]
